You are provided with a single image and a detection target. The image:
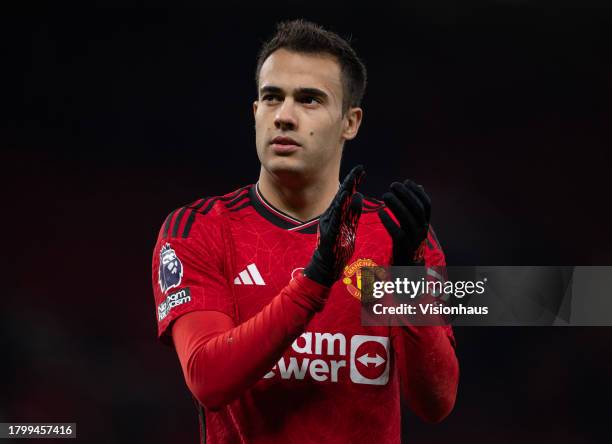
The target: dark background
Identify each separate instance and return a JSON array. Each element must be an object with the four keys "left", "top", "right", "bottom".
[{"left": 2, "top": 1, "right": 611, "bottom": 443}]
